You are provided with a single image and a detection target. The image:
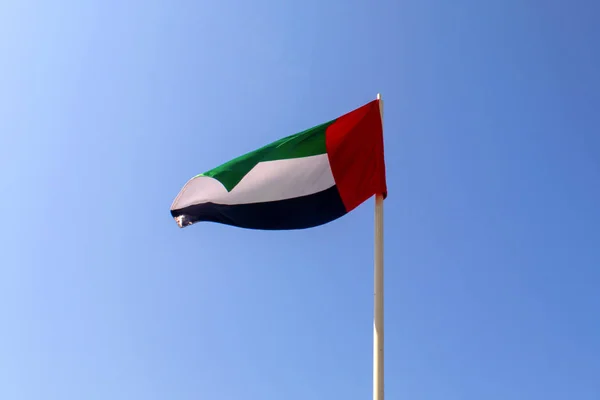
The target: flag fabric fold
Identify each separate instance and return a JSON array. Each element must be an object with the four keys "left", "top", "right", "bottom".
[{"left": 170, "top": 99, "right": 387, "bottom": 230}]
